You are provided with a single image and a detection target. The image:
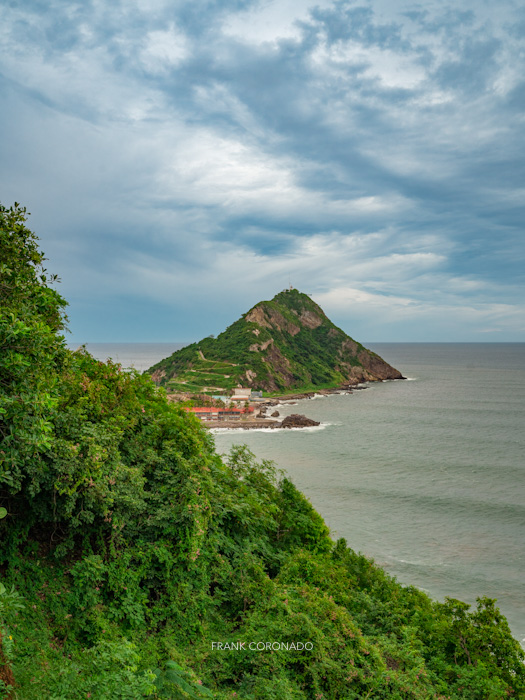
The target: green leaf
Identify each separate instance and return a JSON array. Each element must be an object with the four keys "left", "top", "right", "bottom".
[{"left": 157, "top": 662, "right": 214, "bottom": 698}]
